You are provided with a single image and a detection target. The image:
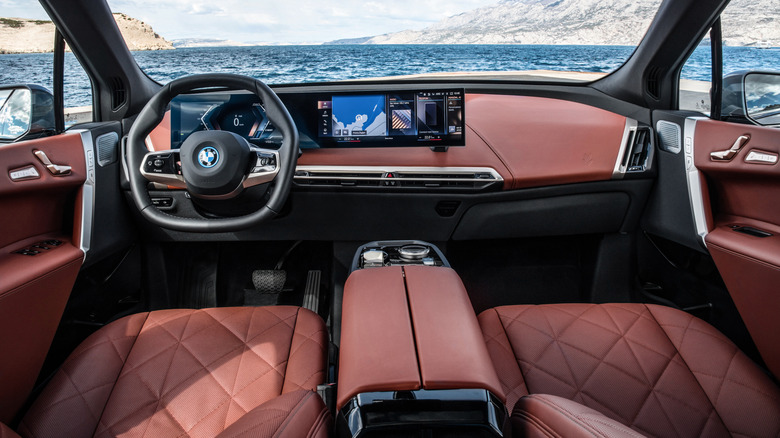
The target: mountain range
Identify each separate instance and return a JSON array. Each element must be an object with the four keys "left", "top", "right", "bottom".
[{"left": 327, "top": 0, "right": 779, "bottom": 46}]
